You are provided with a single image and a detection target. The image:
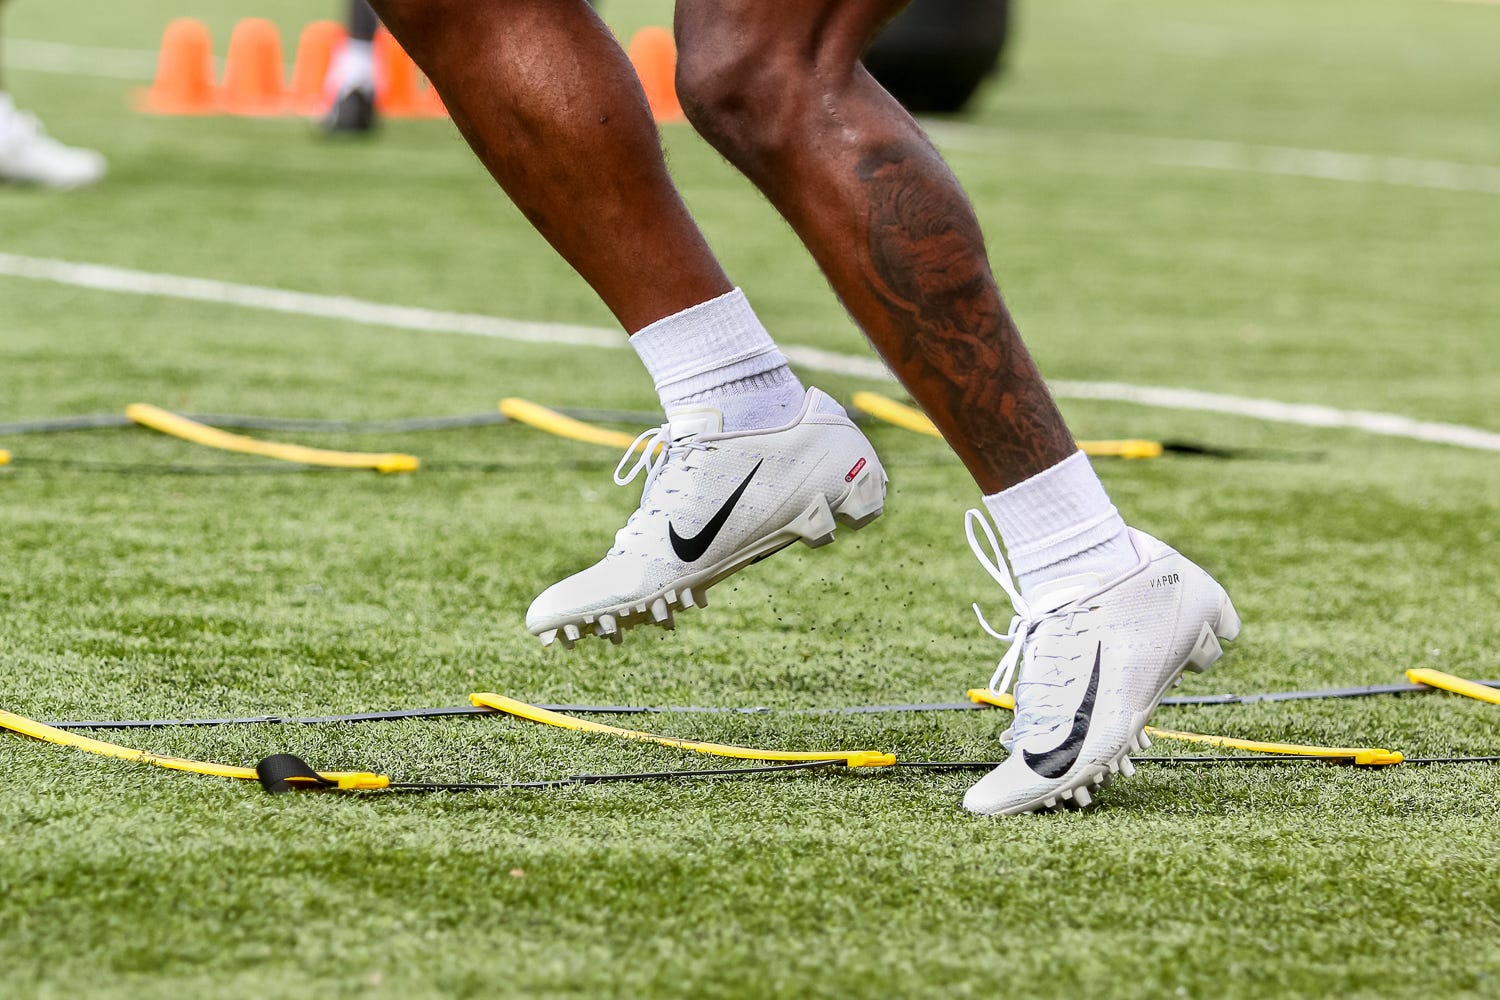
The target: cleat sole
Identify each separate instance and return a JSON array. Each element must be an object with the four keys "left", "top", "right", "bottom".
[
  {"left": 977, "top": 576, "right": 1240, "bottom": 817},
  {"left": 530, "top": 471, "right": 887, "bottom": 649}
]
